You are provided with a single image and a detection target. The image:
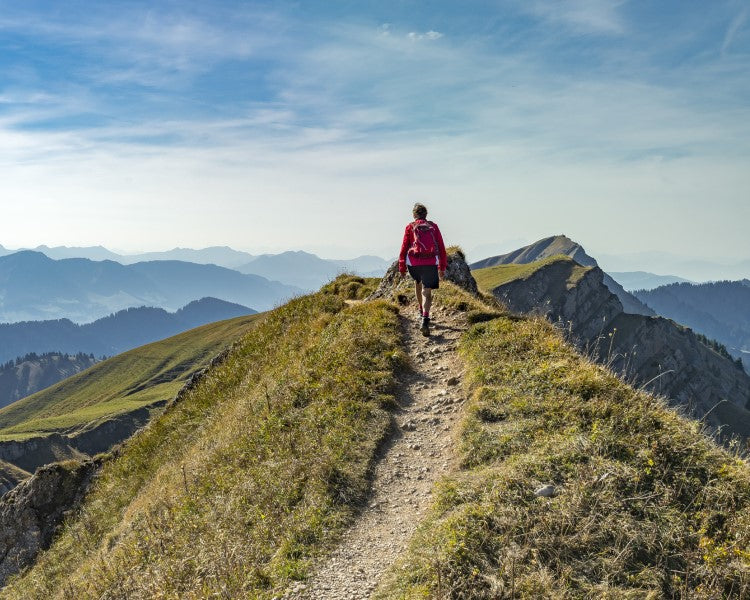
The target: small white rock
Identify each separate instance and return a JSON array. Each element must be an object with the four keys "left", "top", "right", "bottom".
[{"left": 534, "top": 484, "right": 556, "bottom": 497}]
